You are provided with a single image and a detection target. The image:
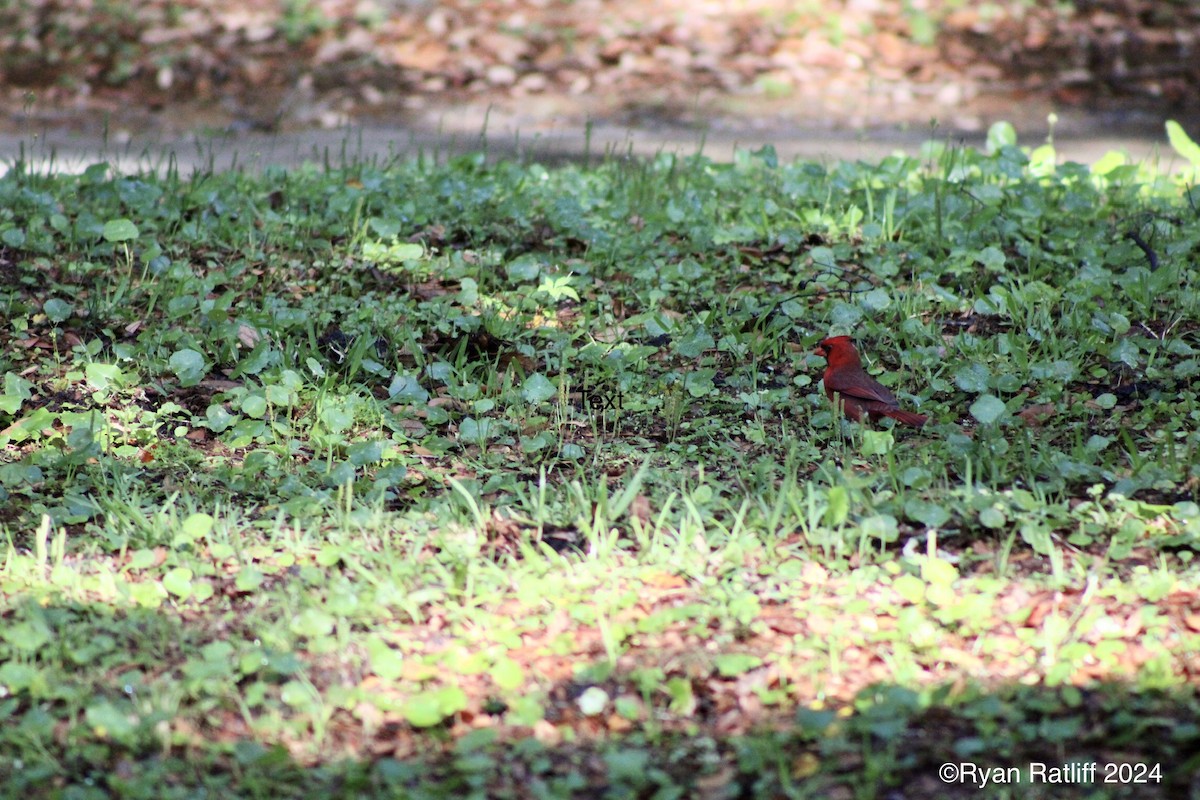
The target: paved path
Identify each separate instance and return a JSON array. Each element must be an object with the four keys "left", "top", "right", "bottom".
[{"left": 0, "top": 108, "right": 1187, "bottom": 175}]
